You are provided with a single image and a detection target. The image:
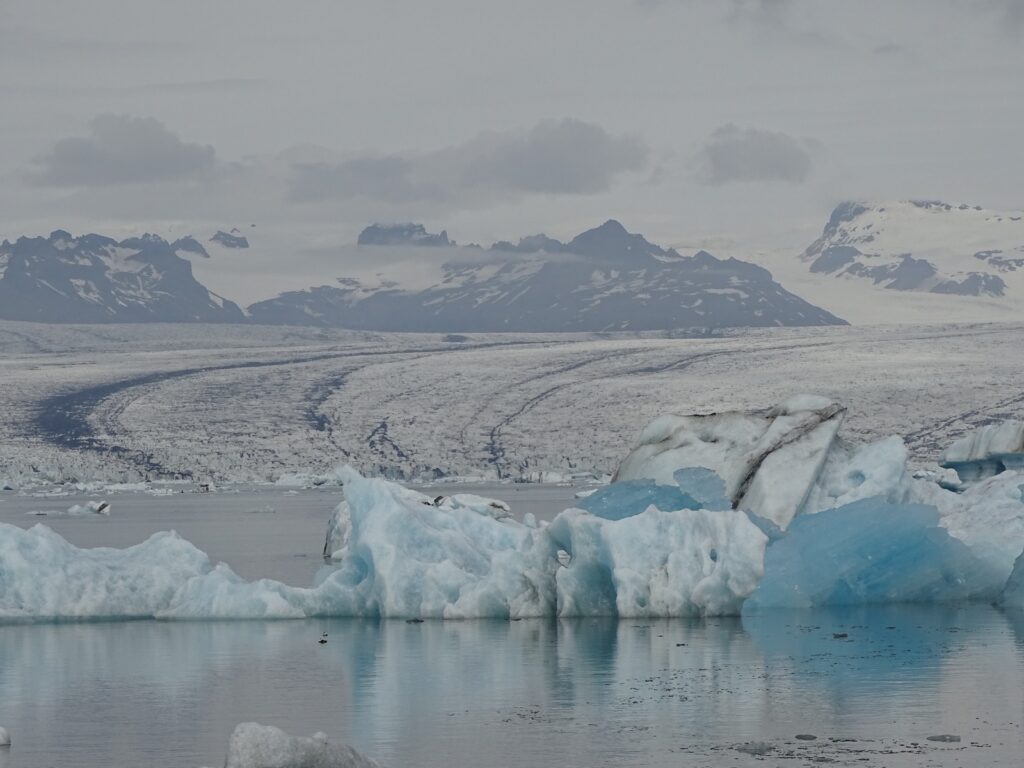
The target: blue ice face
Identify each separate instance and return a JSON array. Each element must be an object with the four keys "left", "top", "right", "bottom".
[
  {"left": 744, "top": 498, "right": 992, "bottom": 611},
  {"left": 576, "top": 480, "right": 701, "bottom": 521},
  {"left": 578, "top": 467, "right": 731, "bottom": 522},
  {"left": 673, "top": 467, "right": 731, "bottom": 511}
]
